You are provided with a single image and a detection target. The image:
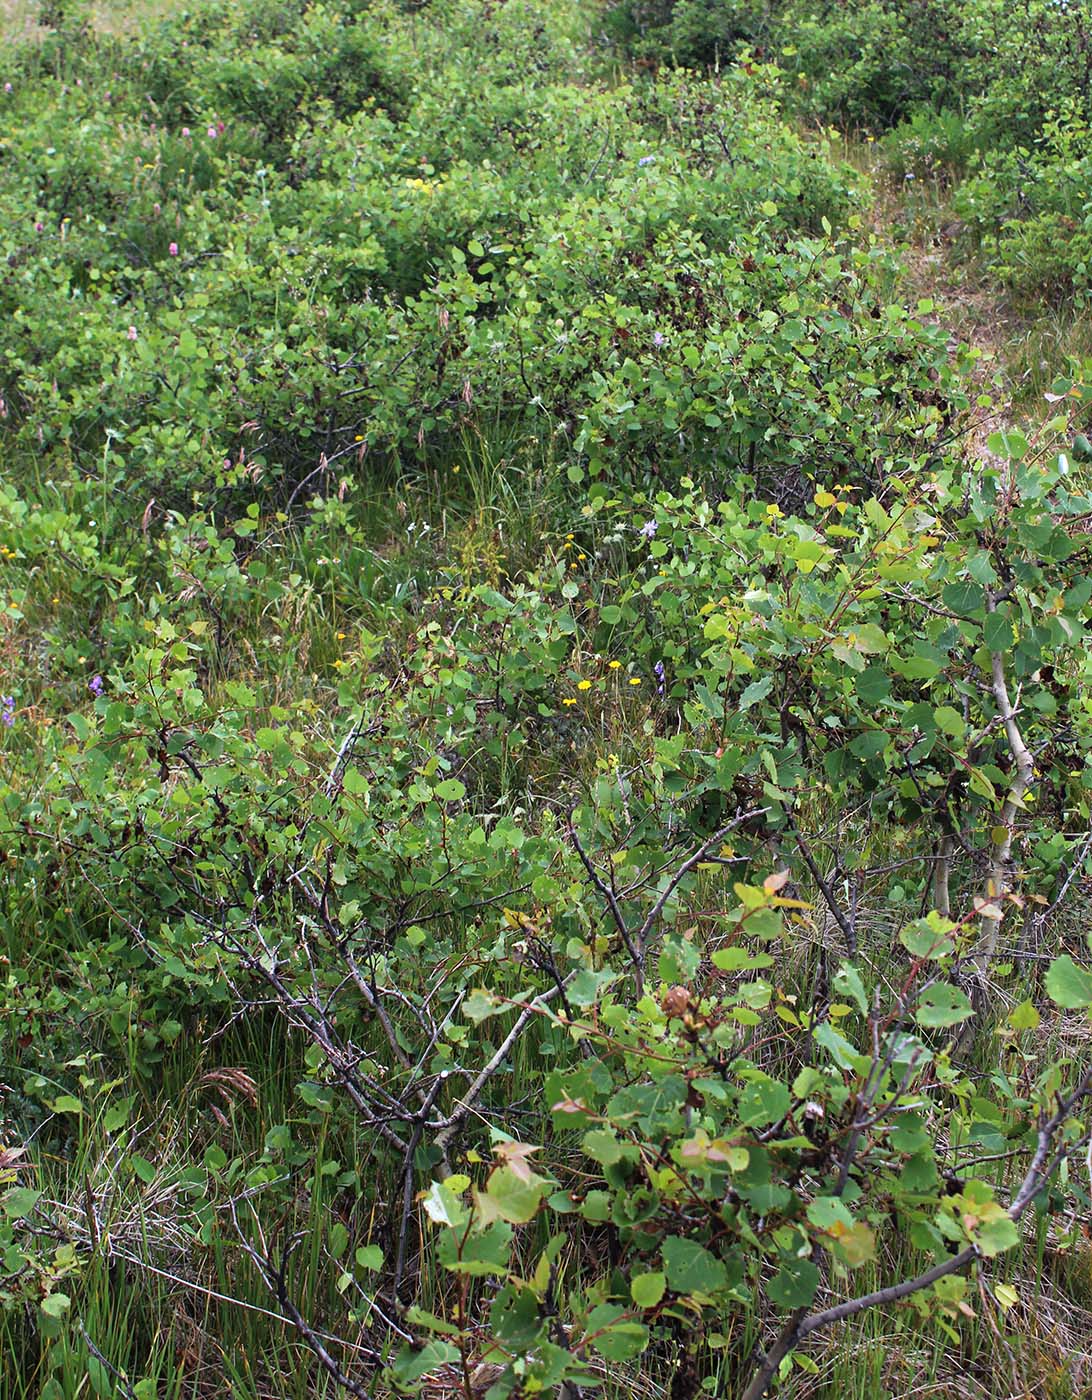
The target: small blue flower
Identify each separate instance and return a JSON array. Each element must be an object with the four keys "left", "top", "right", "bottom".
[
  {"left": 89, "top": 675, "right": 104, "bottom": 696},
  {"left": 652, "top": 330, "right": 667, "bottom": 348},
  {"left": 638, "top": 155, "right": 654, "bottom": 167},
  {"left": 639, "top": 519, "right": 657, "bottom": 538},
  {"left": 1, "top": 695, "right": 14, "bottom": 728}
]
